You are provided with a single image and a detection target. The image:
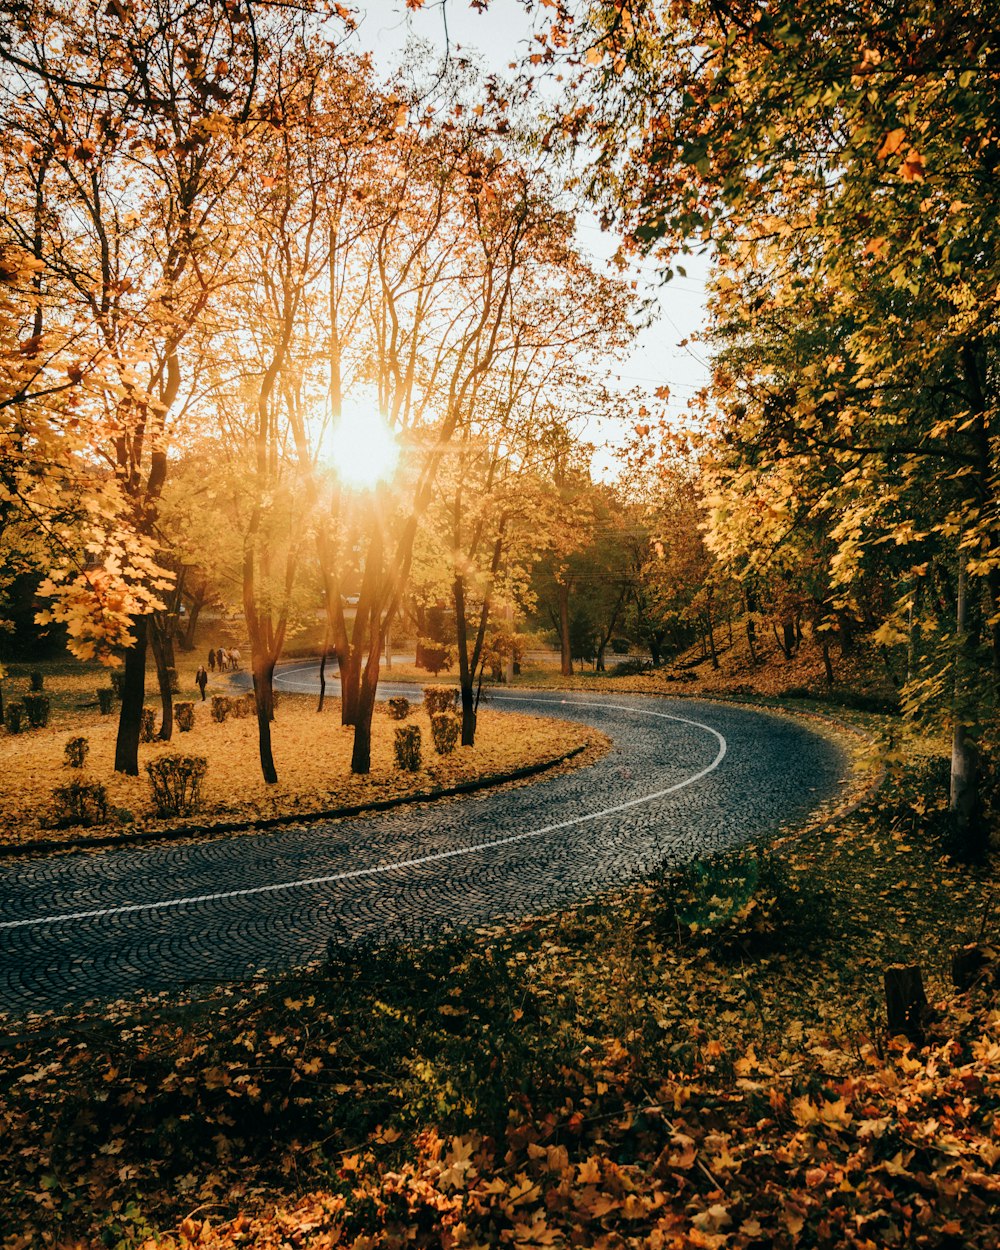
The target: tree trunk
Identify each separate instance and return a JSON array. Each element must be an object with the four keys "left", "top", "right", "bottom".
[
  {"left": 453, "top": 573, "right": 476, "bottom": 746},
  {"left": 884, "top": 964, "right": 928, "bottom": 1043},
  {"left": 318, "top": 643, "right": 328, "bottom": 713},
  {"left": 181, "top": 577, "right": 209, "bottom": 651},
  {"left": 148, "top": 618, "right": 174, "bottom": 742},
  {"left": 114, "top": 614, "right": 148, "bottom": 775},
  {"left": 558, "top": 581, "right": 571, "bottom": 676},
  {"left": 822, "top": 641, "right": 834, "bottom": 686},
  {"left": 340, "top": 646, "right": 362, "bottom": 726},
  {"left": 782, "top": 618, "right": 796, "bottom": 659},
  {"left": 350, "top": 637, "right": 382, "bottom": 775},
  {"left": 705, "top": 591, "right": 719, "bottom": 670},
  {"left": 950, "top": 549, "right": 982, "bottom": 854},
  {"left": 253, "top": 657, "right": 278, "bottom": 785}
]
